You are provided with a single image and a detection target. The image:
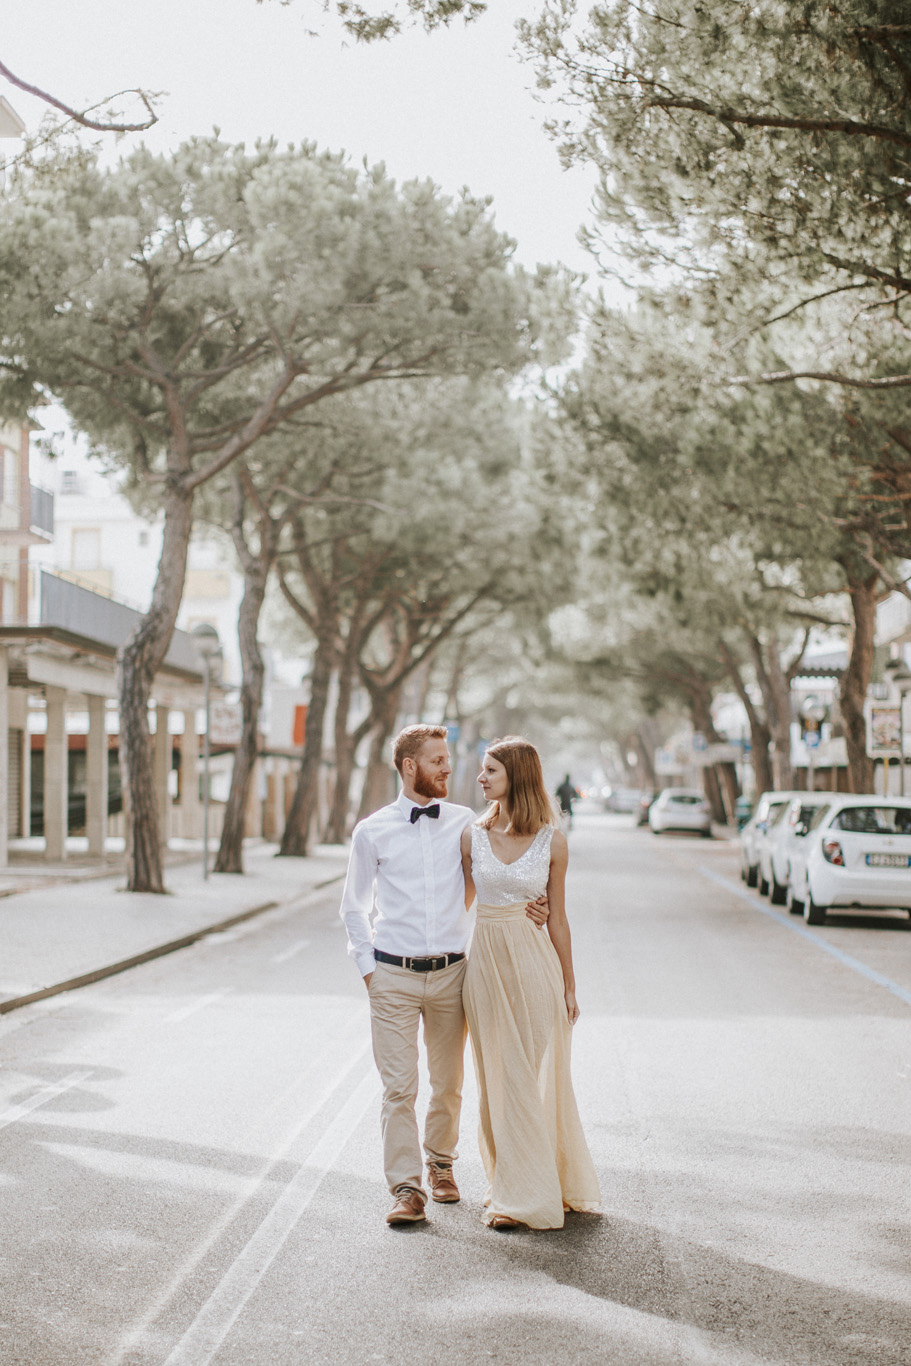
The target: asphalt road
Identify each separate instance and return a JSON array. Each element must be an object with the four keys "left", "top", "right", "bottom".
[{"left": 1, "top": 813, "right": 909, "bottom": 1366}]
